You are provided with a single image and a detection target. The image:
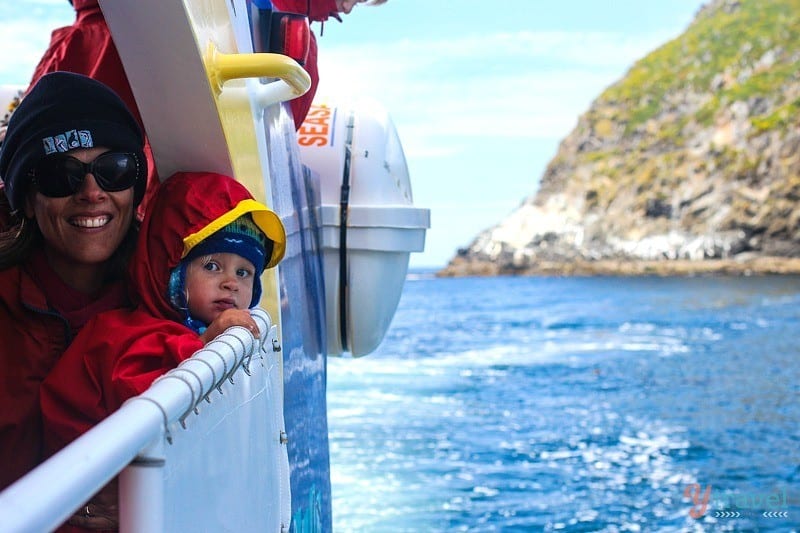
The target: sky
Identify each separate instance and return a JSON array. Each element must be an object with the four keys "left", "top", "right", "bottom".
[{"left": 0, "top": 0, "right": 708, "bottom": 268}]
